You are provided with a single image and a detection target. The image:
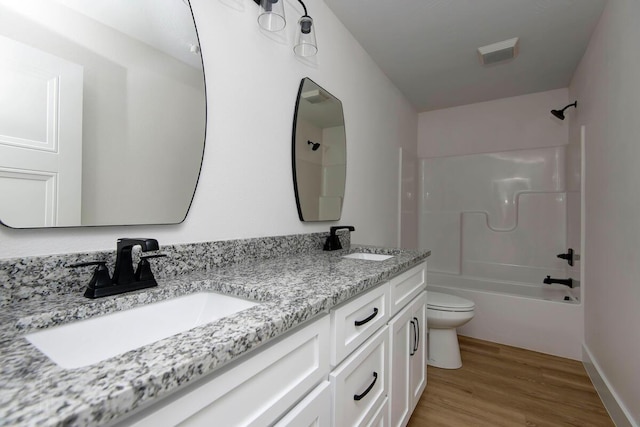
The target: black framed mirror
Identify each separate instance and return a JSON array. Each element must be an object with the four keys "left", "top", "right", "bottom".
[
  {"left": 0, "top": 0, "right": 206, "bottom": 228},
  {"left": 292, "top": 78, "right": 346, "bottom": 222}
]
